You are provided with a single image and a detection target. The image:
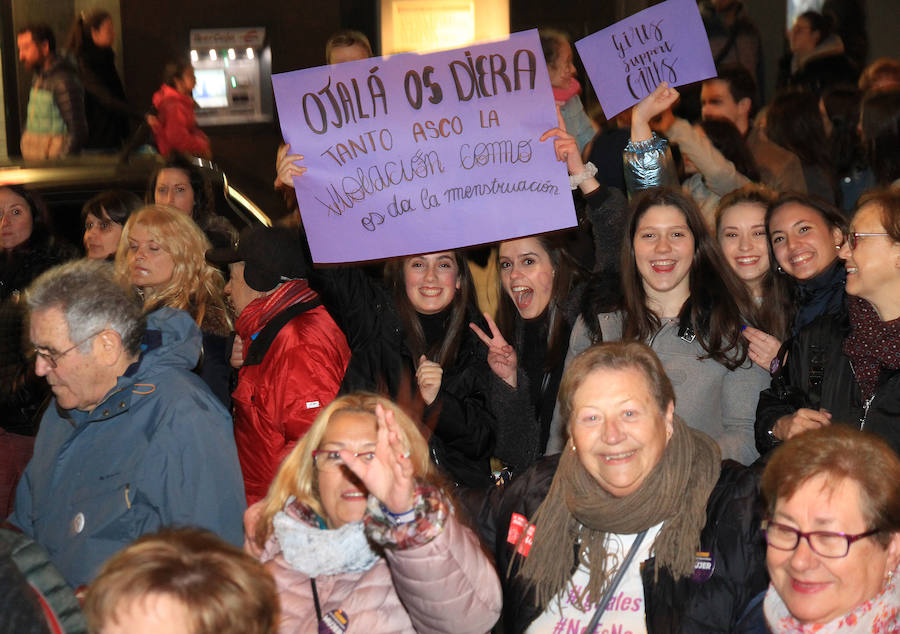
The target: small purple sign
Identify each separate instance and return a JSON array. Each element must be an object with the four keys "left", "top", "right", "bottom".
[
  {"left": 574, "top": 0, "right": 716, "bottom": 118},
  {"left": 272, "top": 30, "right": 576, "bottom": 264}
]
